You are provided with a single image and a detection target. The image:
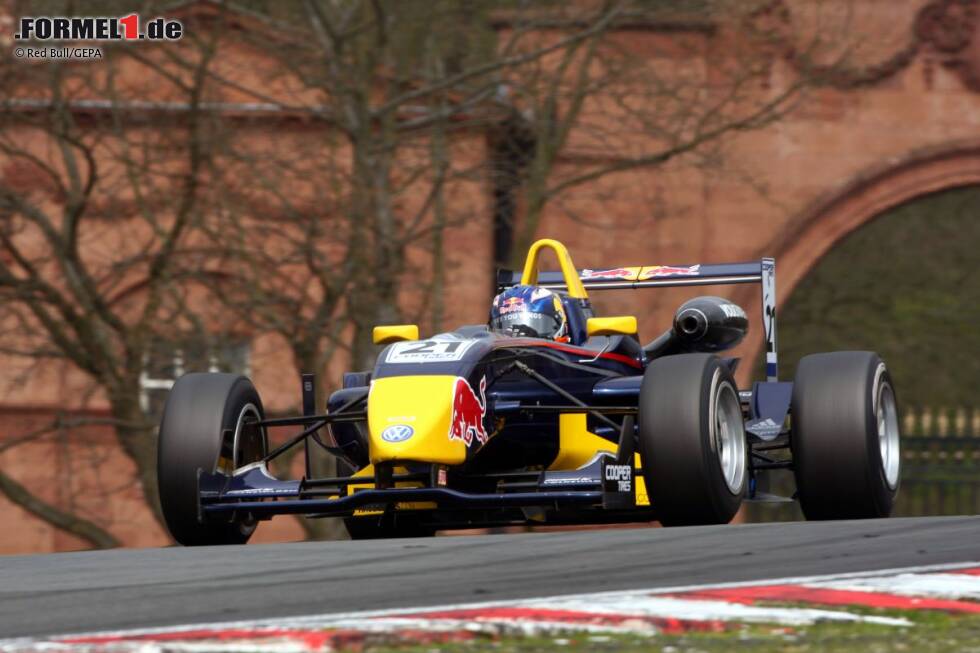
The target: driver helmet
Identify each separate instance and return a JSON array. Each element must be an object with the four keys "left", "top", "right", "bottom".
[{"left": 489, "top": 285, "right": 569, "bottom": 342}]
